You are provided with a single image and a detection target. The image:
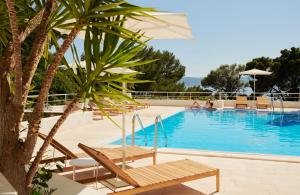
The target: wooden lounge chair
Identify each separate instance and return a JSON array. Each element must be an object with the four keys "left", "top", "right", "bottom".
[
  {"left": 38, "top": 133, "right": 155, "bottom": 165},
  {"left": 256, "top": 96, "right": 271, "bottom": 109},
  {"left": 38, "top": 133, "right": 156, "bottom": 183},
  {"left": 39, "top": 133, "right": 156, "bottom": 184},
  {"left": 235, "top": 96, "right": 248, "bottom": 109},
  {"left": 78, "top": 143, "right": 220, "bottom": 195},
  {"left": 124, "top": 101, "right": 150, "bottom": 110}
]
